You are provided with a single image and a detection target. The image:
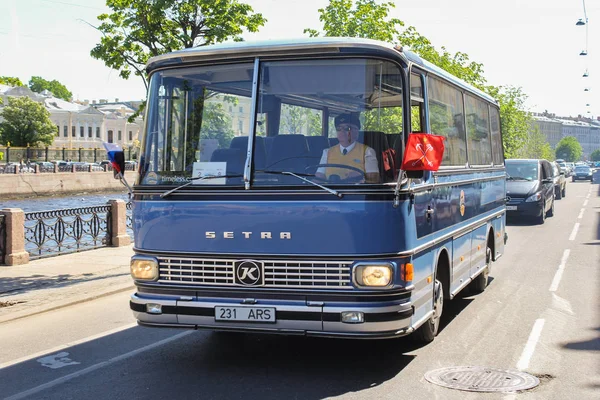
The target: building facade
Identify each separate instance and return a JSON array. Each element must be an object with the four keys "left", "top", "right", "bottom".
[{"left": 530, "top": 112, "right": 600, "bottom": 159}]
